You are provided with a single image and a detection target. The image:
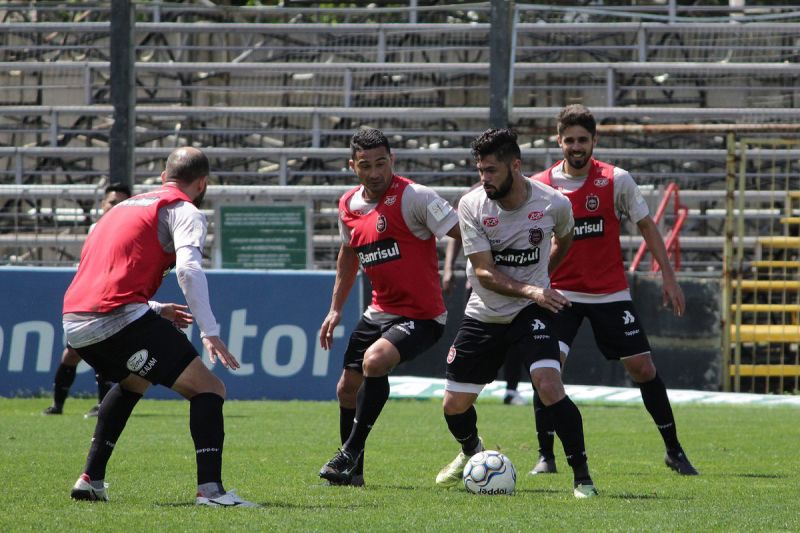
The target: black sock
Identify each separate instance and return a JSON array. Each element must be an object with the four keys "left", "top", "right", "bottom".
[
  {"left": 547, "top": 396, "right": 591, "bottom": 484},
  {"left": 96, "top": 373, "right": 113, "bottom": 404},
  {"left": 84, "top": 385, "right": 141, "bottom": 480},
  {"left": 344, "top": 376, "right": 389, "bottom": 454},
  {"left": 533, "top": 389, "right": 555, "bottom": 458},
  {"left": 53, "top": 363, "right": 77, "bottom": 407},
  {"left": 190, "top": 392, "right": 225, "bottom": 486},
  {"left": 444, "top": 405, "right": 481, "bottom": 454},
  {"left": 339, "top": 405, "right": 363, "bottom": 475},
  {"left": 637, "top": 373, "right": 681, "bottom": 451}
]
